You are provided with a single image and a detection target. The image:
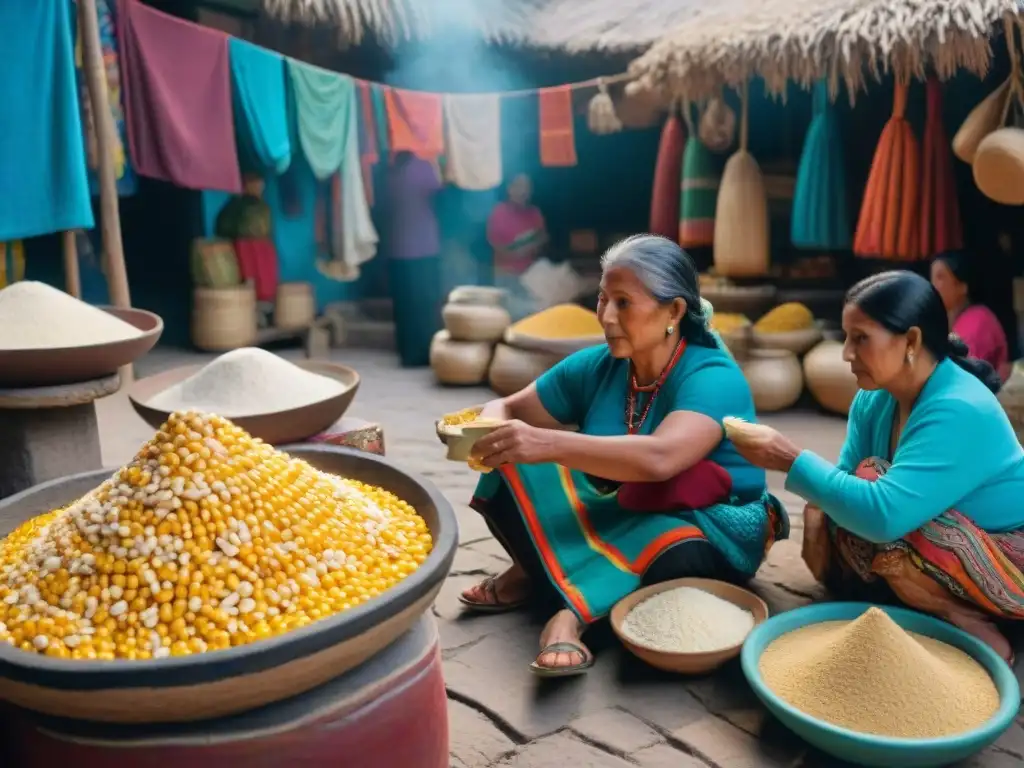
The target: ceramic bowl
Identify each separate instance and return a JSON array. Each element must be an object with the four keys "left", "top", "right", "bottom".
[
  {"left": 610, "top": 578, "right": 769, "bottom": 674},
  {"left": 741, "top": 602, "right": 1021, "bottom": 767},
  {"left": 128, "top": 360, "right": 359, "bottom": 444},
  {"left": 0, "top": 307, "right": 163, "bottom": 388},
  {"left": 0, "top": 445, "right": 457, "bottom": 724}
]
